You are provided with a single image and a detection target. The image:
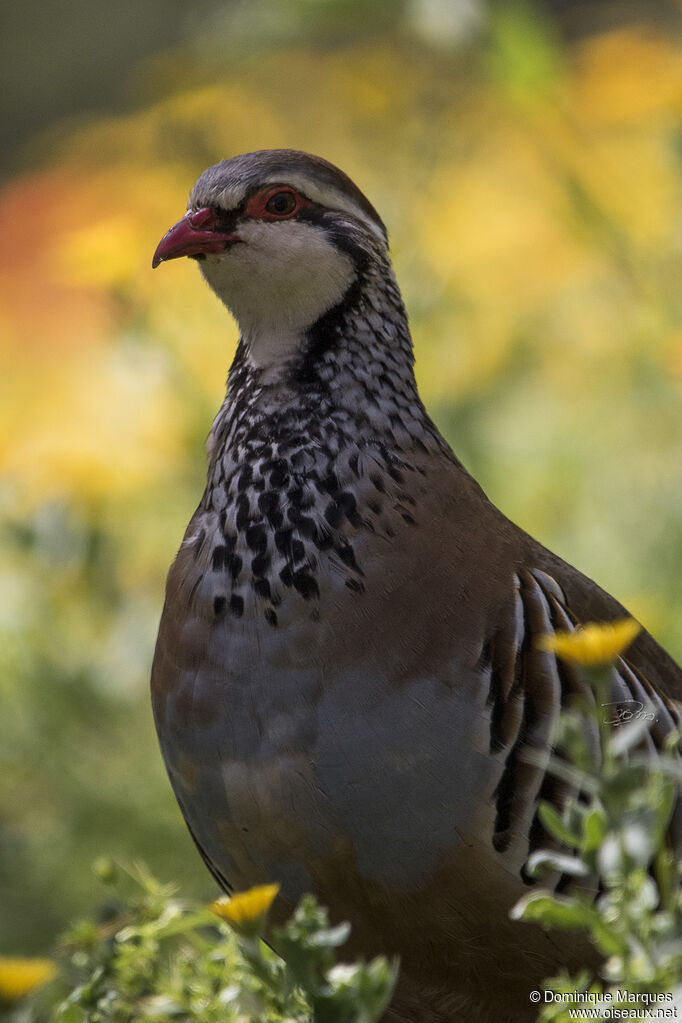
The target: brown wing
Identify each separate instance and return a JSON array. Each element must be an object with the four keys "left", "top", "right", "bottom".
[{"left": 483, "top": 562, "right": 682, "bottom": 873}]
